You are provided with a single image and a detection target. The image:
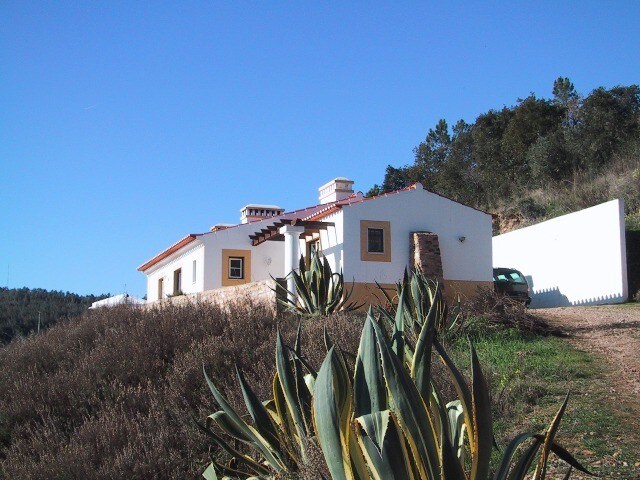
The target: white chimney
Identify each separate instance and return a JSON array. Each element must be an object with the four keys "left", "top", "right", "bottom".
[
  {"left": 240, "top": 204, "right": 284, "bottom": 224},
  {"left": 318, "top": 177, "right": 354, "bottom": 204}
]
